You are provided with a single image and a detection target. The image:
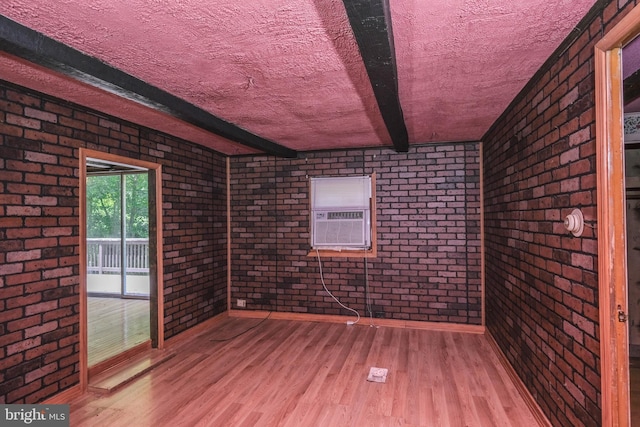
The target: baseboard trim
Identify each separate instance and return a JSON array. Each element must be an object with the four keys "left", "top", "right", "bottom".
[
  {"left": 88, "top": 340, "right": 151, "bottom": 378},
  {"left": 485, "top": 331, "right": 552, "bottom": 427},
  {"left": 228, "top": 309, "right": 485, "bottom": 334},
  {"left": 165, "top": 311, "right": 230, "bottom": 346},
  {"left": 43, "top": 384, "right": 82, "bottom": 404}
]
